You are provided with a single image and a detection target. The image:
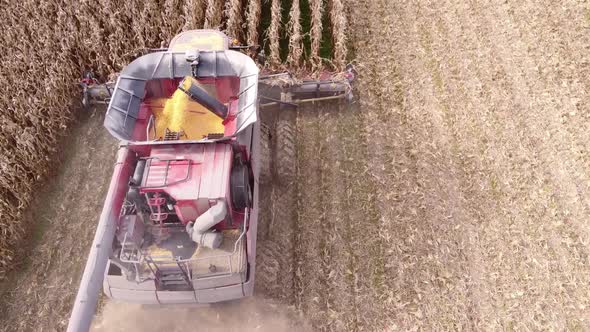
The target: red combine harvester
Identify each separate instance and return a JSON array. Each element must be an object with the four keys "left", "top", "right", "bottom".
[{"left": 68, "top": 30, "right": 353, "bottom": 332}]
